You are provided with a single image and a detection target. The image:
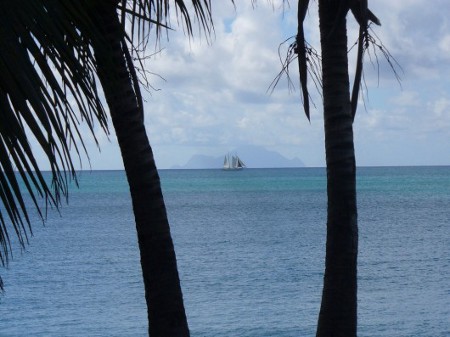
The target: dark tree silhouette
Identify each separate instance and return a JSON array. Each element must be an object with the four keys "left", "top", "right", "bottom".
[
  {"left": 291, "top": 1, "right": 388, "bottom": 336},
  {"left": 315, "top": 1, "right": 359, "bottom": 334},
  {"left": 0, "top": 1, "right": 215, "bottom": 335},
  {"left": 87, "top": 2, "right": 192, "bottom": 334}
]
